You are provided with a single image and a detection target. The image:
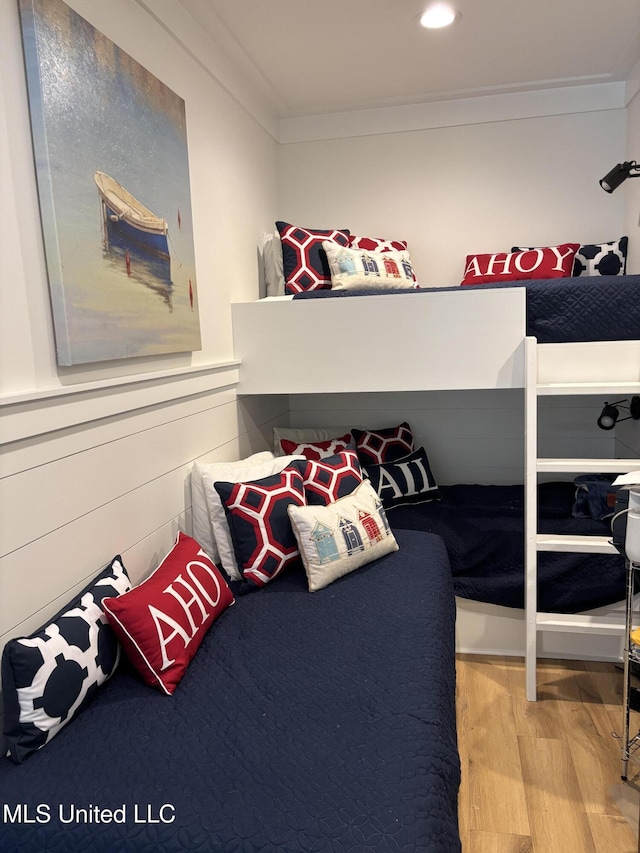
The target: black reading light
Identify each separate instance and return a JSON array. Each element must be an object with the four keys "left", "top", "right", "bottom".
[
  {"left": 597, "top": 396, "right": 640, "bottom": 430},
  {"left": 600, "top": 161, "right": 640, "bottom": 193}
]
